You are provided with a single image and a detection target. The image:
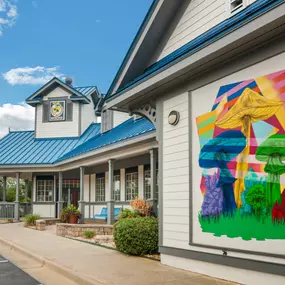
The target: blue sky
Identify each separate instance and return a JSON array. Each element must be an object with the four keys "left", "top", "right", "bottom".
[{"left": 0, "top": 0, "right": 152, "bottom": 105}]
